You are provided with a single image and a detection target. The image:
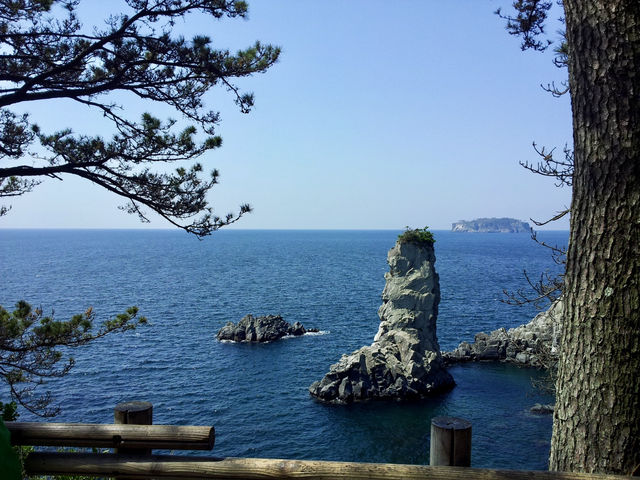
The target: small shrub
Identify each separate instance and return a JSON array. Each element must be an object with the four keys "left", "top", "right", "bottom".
[
  {"left": 398, "top": 226, "right": 435, "bottom": 245},
  {"left": 0, "top": 402, "right": 17, "bottom": 422}
]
